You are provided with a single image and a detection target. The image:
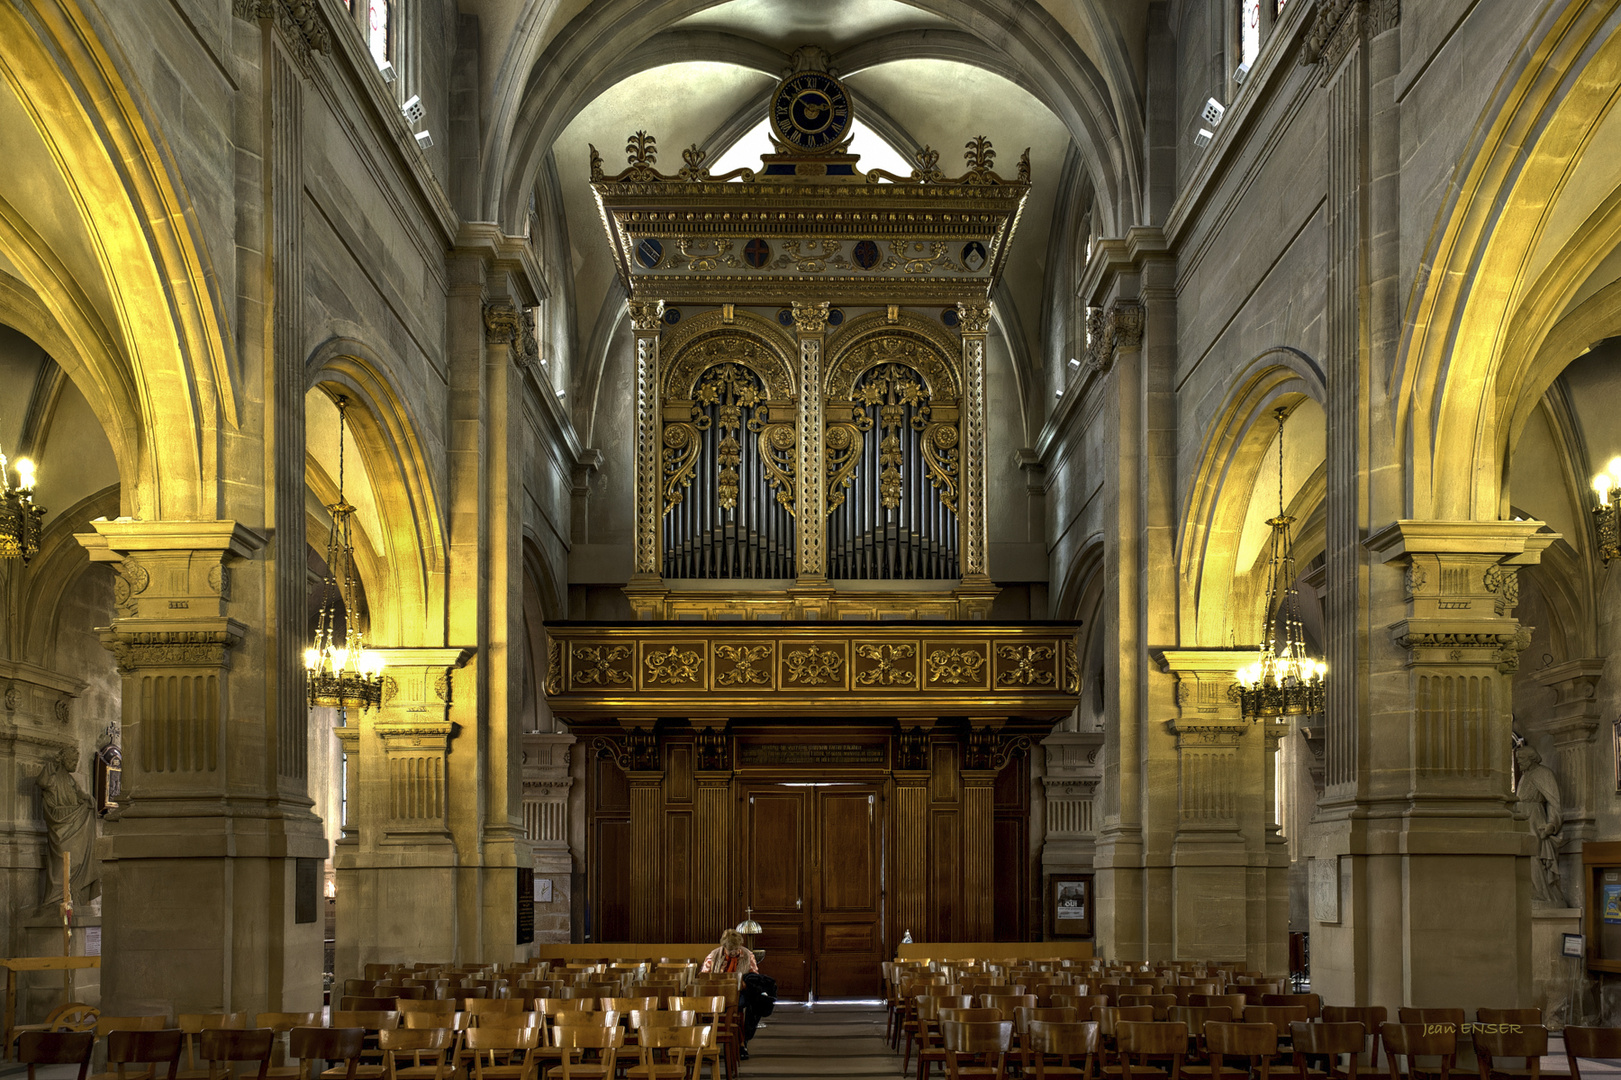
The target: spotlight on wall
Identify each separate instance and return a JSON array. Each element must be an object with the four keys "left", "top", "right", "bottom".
[
  {"left": 1202, "top": 97, "right": 1226, "bottom": 126},
  {"left": 1055, "top": 388, "right": 1065, "bottom": 400},
  {"left": 402, "top": 95, "right": 425, "bottom": 124},
  {"left": 414, "top": 131, "right": 434, "bottom": 149},
  {"left": 1234, "top": 61, "right": 1252, "bottom": 85},
  {"left": 1068, "top": 357, "right": 1081, "bottom": 372},
  {"left": 377, "top": 60, "right": 396, "bottom": 84},
  {"left": 556, "top": 388, "right": 566, "bottom": 400},
  {"left": 1194, "top": 129, "right": 1214, "bottom": 148}
]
